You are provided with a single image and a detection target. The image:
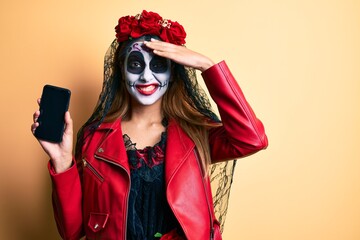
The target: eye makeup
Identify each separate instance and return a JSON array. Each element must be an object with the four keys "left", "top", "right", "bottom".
[
  {"left": 150, "top": 56, "right": 169, "bottom": 73},
  {"left": 127, "top": 51, "right": 145, "bottom": 74}
]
